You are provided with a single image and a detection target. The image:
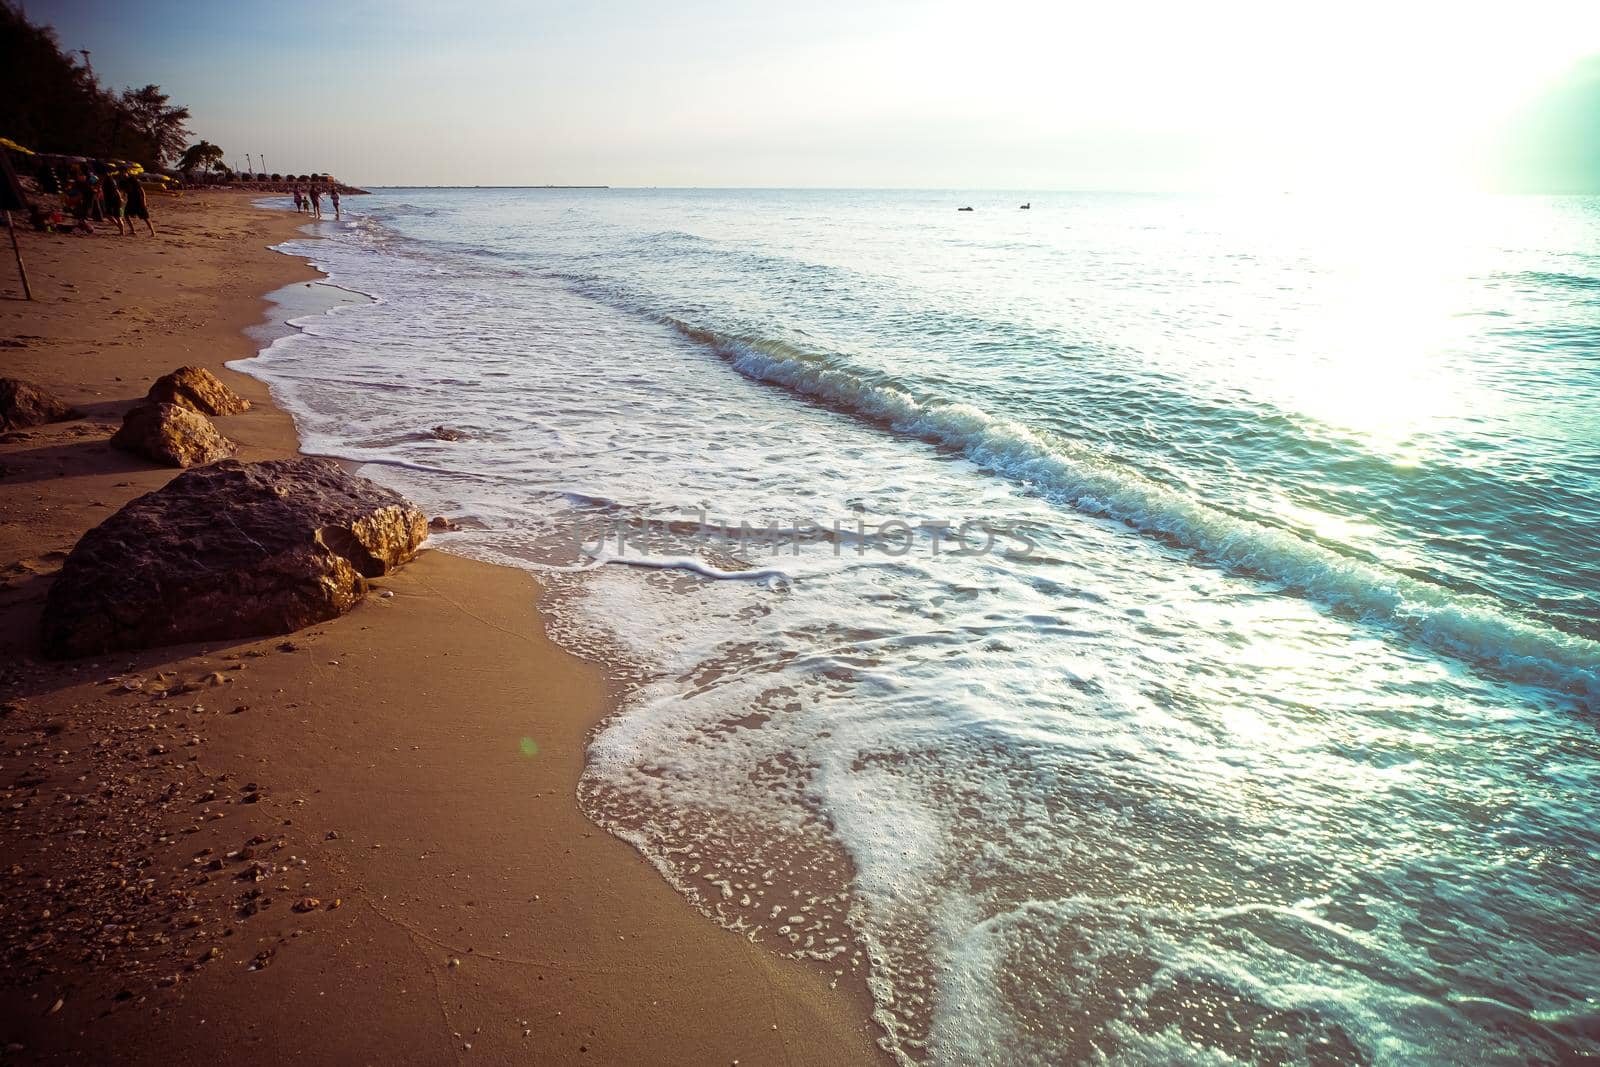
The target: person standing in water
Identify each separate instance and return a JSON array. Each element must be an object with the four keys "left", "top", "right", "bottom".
[
  {"left": 309, "top": 184, "right": 323, "bottom": 219},
  {"left": 329, "top": 186, "right": 341, "bottom": 219},
  {"left": 291, "top": 185, "right": 304, "bottom": 212}
]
